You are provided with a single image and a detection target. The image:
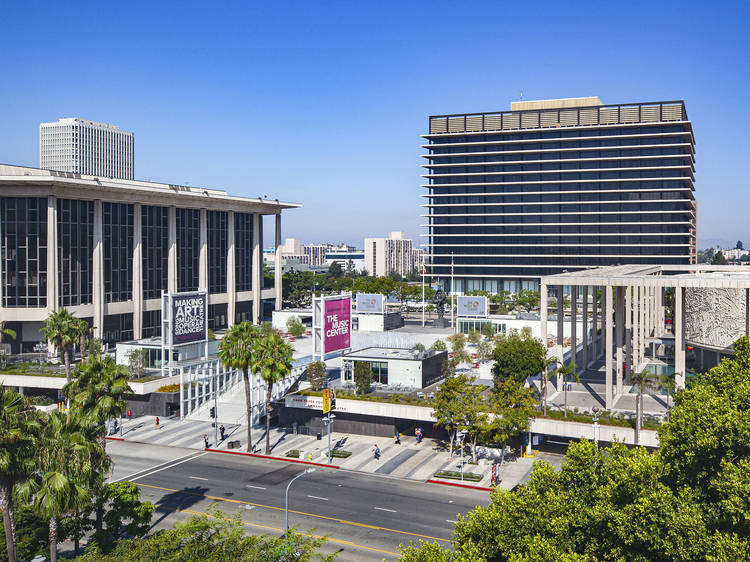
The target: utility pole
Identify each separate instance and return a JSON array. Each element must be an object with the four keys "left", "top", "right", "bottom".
[{"left": 213, "top": 367, "right": 219, "bottom": 445}]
